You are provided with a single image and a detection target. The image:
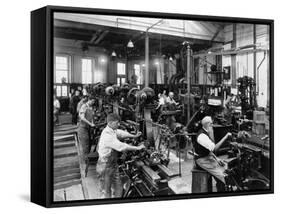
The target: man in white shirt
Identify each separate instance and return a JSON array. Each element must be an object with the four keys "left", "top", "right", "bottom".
[
  {"left": 194, "top": 116, "right": 232, "bottom": 191},
  {"left": 96, "top": 113, "right": 145, "bottom": 198},
  {"left": 53, "top": 95, "right": 60, "bottom": 125},
  {"left": 166, "top": 92, "right": 179, "bottom": 106}
]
